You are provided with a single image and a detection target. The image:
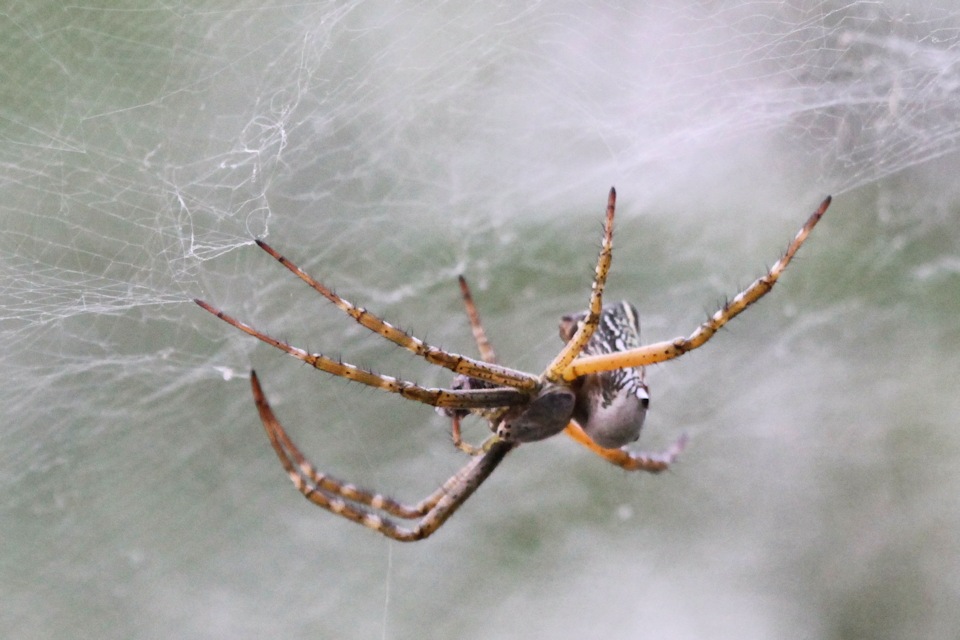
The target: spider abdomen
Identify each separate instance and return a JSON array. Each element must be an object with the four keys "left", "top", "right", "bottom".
[
  {"left": 561, "top": 302, "right": 649, "bottom": 449},
  {"left": 573, "top": 372, "right": 648, "bottom": 448}
]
